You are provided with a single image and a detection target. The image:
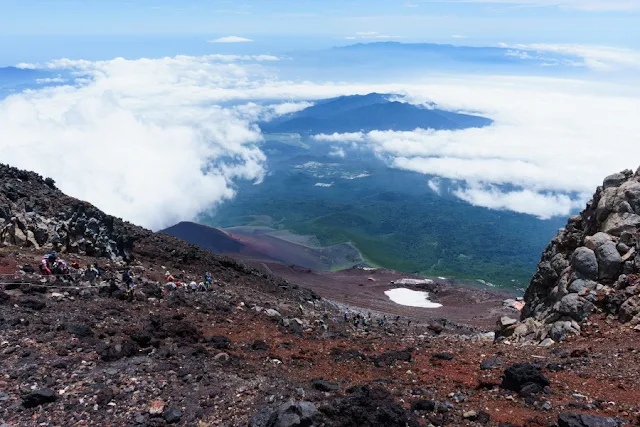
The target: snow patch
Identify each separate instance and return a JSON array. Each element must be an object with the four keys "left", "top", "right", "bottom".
[{"left": 384, "top": 288, "right": 442, "bottom": 308}]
